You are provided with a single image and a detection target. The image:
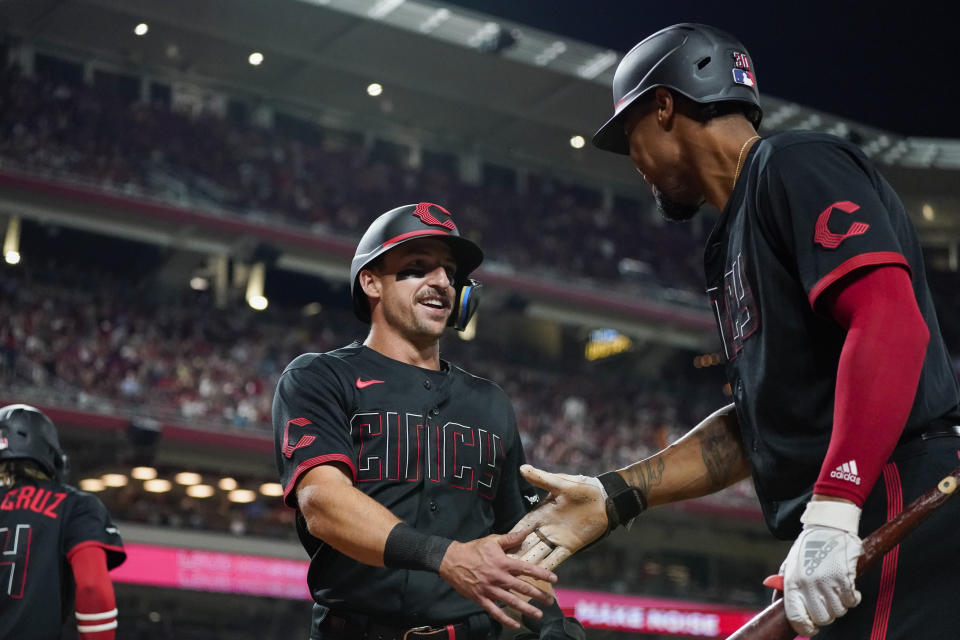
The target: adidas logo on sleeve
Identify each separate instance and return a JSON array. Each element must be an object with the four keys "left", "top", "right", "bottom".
[{"left": 829, "top": 460, "right": 862, "bottom": 485}]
